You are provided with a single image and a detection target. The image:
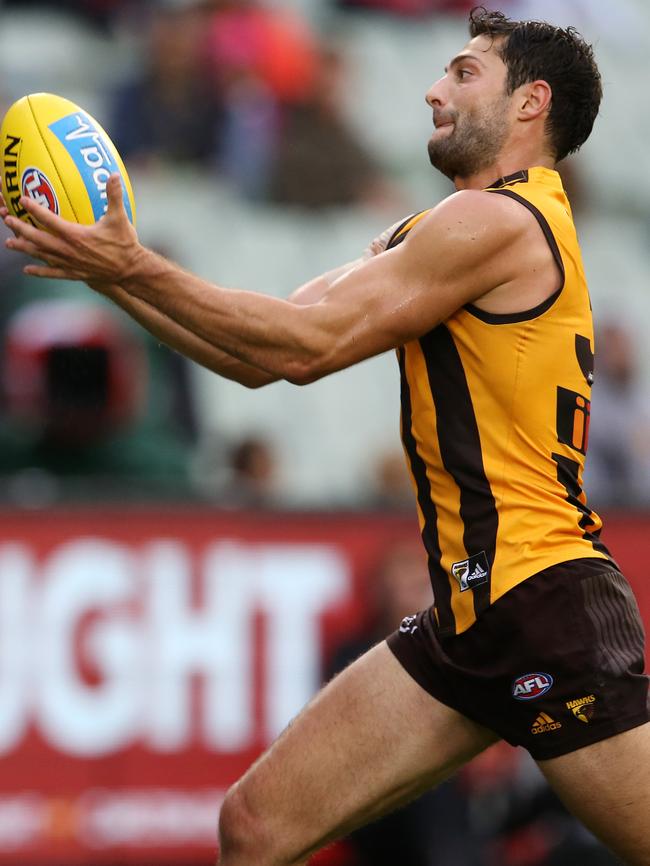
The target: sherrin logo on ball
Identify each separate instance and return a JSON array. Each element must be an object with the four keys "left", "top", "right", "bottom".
[{"left": 0, "top": 92, "right": 135, "bottom": 227}]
